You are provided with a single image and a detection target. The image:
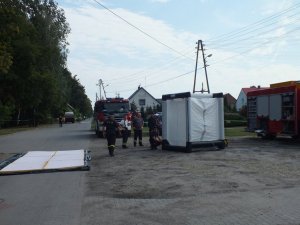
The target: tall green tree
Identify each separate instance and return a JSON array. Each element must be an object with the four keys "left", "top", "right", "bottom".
[{"left": 0, "top": 0, "right": 92, "bottom": 126}]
